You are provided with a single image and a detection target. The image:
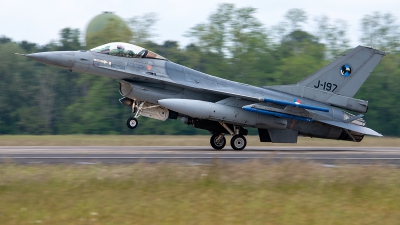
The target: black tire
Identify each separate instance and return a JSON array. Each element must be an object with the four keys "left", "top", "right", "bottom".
[
  {"left": 230, "top": 135, "right": 246, "bottom": 150},
  {"left": 210, "top": 134, "right": 226, "bottom": 150},
  {"left": 127, "top": 117, "right": 138, "bottom": 129}
]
